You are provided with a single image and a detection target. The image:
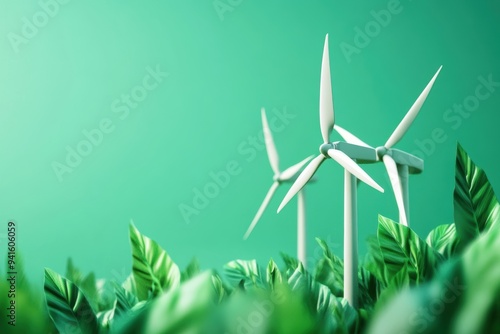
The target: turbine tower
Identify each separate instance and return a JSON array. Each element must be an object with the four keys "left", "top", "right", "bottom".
[
  {"left": 277, "top": 34, "right": 385, "bottom": 308},
  {"left": 332, "top": 67, "right": 442, "bottom": 227},
  {"left": 243, "top": 108, "right": 313, "bottom": 267}
]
